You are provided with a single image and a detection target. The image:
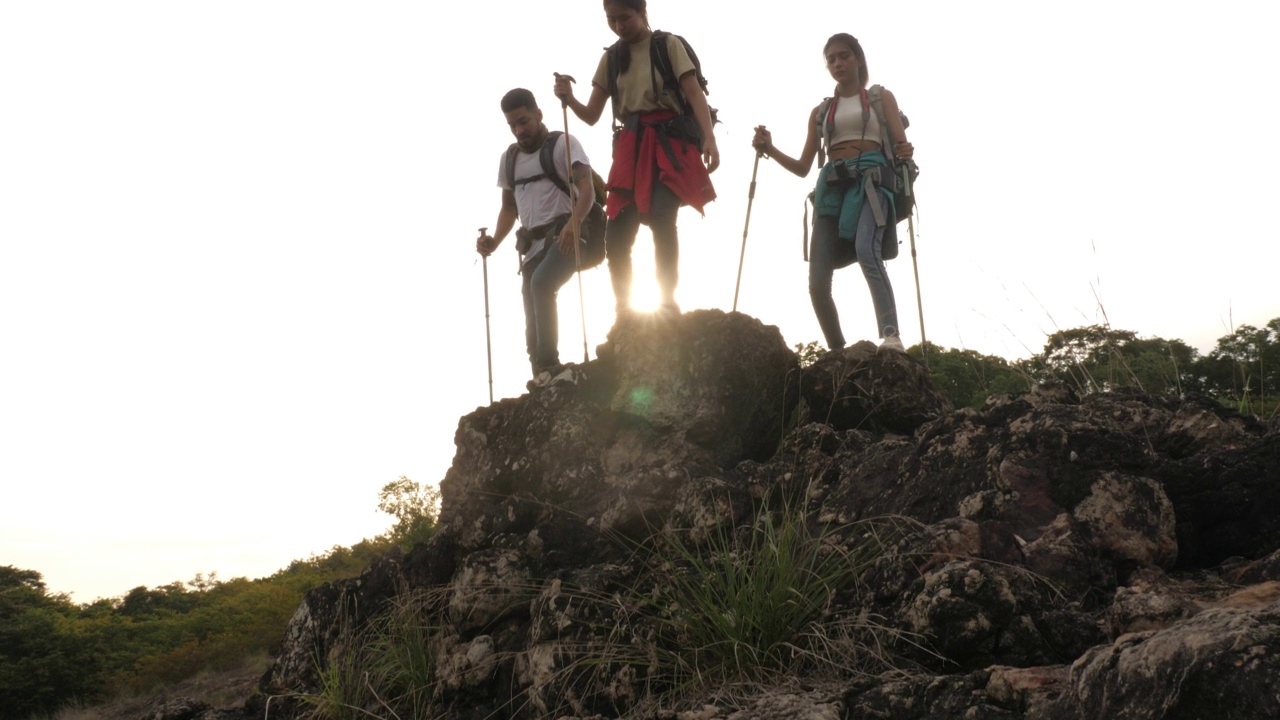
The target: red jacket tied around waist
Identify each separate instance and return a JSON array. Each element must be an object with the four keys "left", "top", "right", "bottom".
[{"left": 606, "top": 110, "right": 716, "bottom": 219}]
